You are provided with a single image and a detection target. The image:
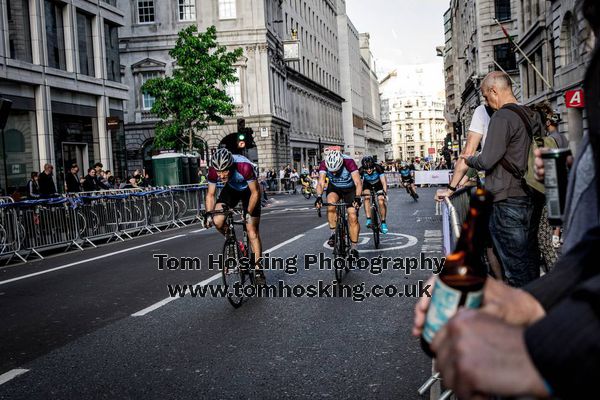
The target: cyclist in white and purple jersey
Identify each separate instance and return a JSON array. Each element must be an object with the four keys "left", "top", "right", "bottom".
[
  {"left": 204, "top": 148, "right": 265, "bottom": 285},
  {"left": 314, "top": 150, "right": 363, "bottom": 257}
]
